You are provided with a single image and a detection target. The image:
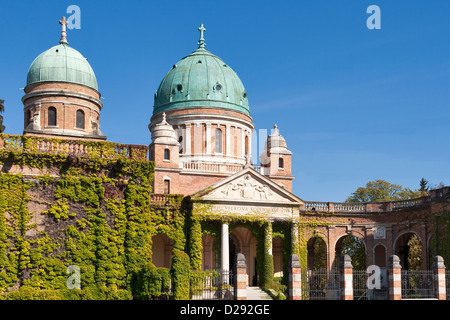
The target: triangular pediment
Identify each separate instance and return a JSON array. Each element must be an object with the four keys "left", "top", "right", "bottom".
[{"left": 192, "top": 167, "right": 303, "bottom": 205}]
